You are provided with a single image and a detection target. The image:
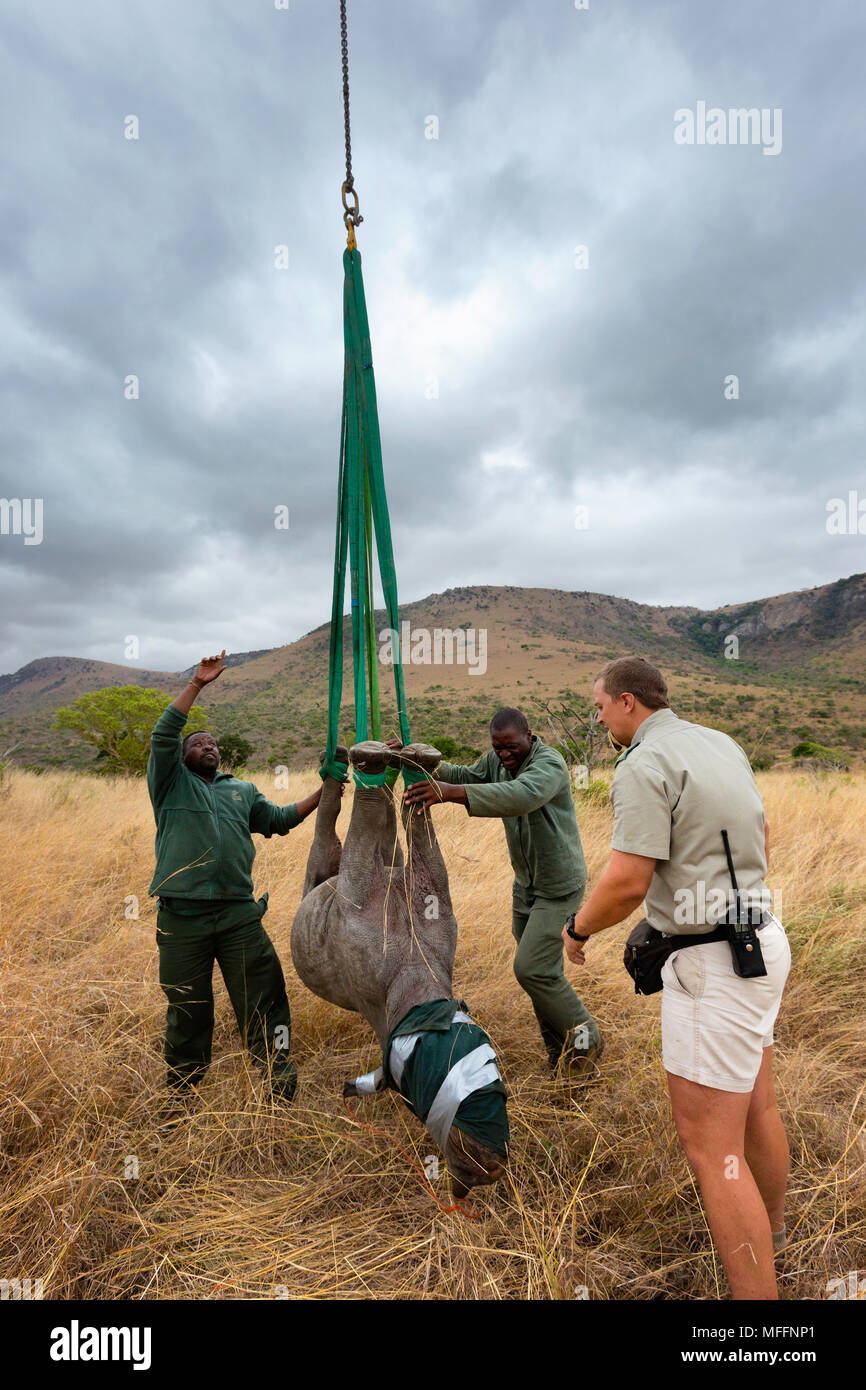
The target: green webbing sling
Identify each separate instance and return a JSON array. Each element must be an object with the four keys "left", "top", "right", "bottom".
[{"left": 321, "top": 245, "right": 414, "bottom": 787}]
